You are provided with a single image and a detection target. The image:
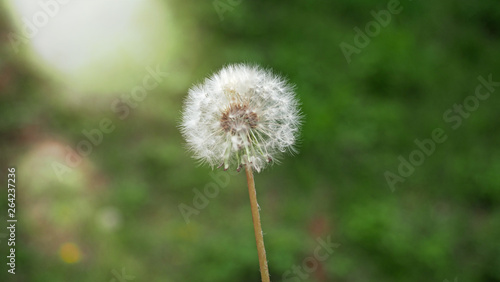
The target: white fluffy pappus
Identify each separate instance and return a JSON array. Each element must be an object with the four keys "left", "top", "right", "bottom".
[{"left": 180, "top": 64, "right": 302, "bottom": 172}]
